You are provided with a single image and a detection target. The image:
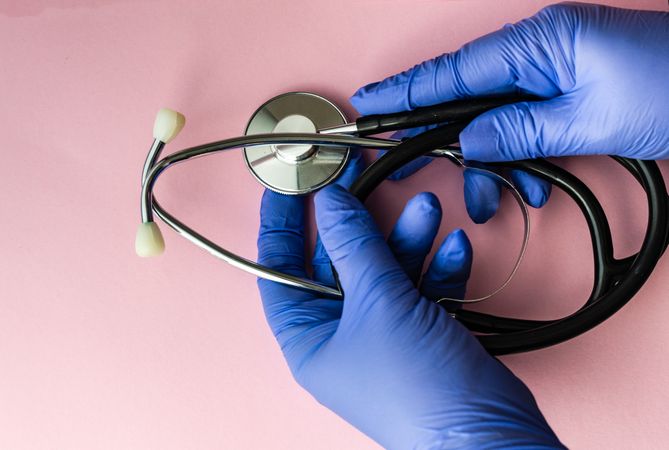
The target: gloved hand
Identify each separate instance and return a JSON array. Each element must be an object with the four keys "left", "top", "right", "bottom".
[
  {"left": 350, "top": 2, "right": 669, "bottom": 223},
  {"left": 257, "top": 152, "right": 563, "bottom": 449}
]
